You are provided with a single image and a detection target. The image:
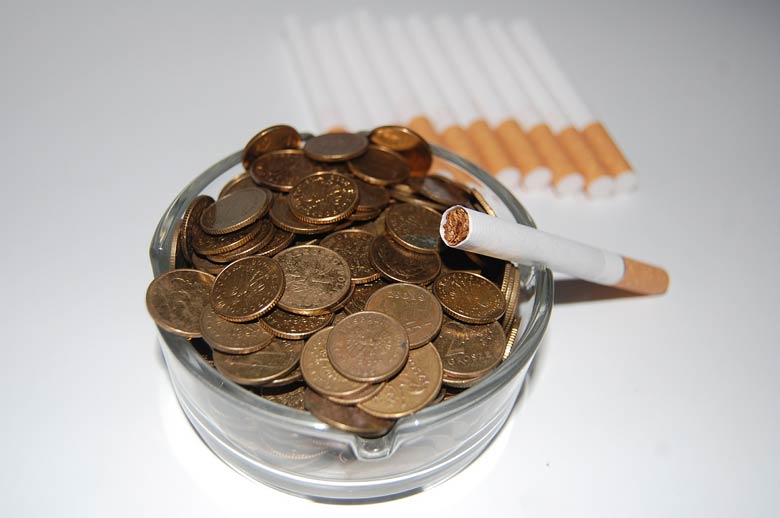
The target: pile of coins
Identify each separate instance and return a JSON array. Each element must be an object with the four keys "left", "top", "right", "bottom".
[{"left": 146, "top": 125, "right": 523, "bottom": 437}]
